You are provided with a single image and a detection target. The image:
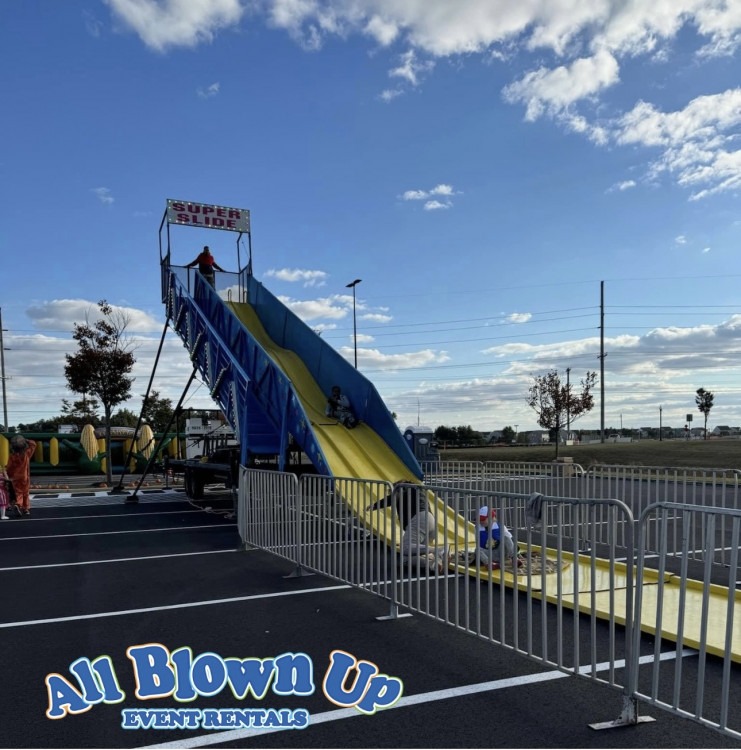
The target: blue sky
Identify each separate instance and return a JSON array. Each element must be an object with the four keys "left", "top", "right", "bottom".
[{"left": 1, "top": 0, "right": 741, "bottom": 435}]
